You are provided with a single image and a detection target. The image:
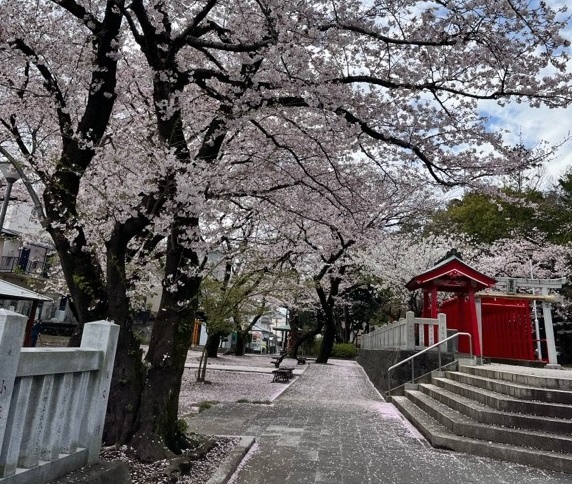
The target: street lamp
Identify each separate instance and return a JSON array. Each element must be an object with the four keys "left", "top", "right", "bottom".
[
  {"left": 526, "top": 248, "right": 542, "bottom": 360},
  {"left": 0, "top": 161, "right": 20, "bottom": 232}
]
